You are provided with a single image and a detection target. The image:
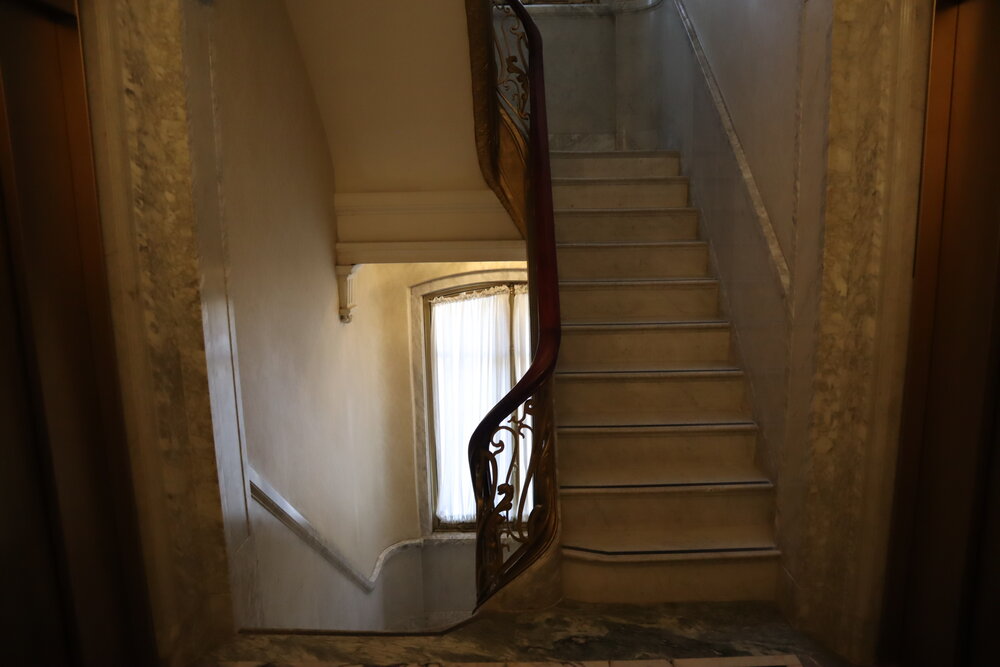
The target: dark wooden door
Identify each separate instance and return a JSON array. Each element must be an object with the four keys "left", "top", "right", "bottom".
[
  {"left": 887, "top": 0, "right": 1000, "bottom": 665},
  {"left": 0, "top": 1, "right": 156, "bottom": 664},
  {"left": 0, "top": 113, "right": 73, "bottom": 667}
]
